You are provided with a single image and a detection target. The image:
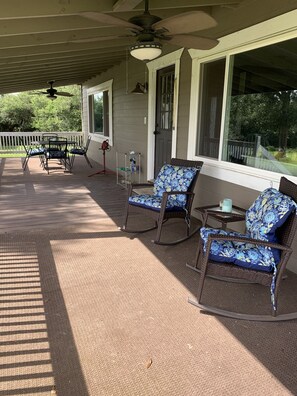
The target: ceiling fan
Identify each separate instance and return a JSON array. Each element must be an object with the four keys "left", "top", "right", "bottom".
[
  {"left": 76, "top": 0, "right": 219, "bottom": 60},
  {"left": 34, "top": 81, "right": 74, "bottom": 100}
]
